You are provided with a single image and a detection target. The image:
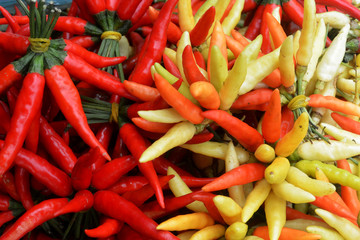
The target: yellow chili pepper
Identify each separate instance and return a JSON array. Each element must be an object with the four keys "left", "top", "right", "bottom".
[
  {"left": 181, "top": 141, "right": 250, "bottom": 162},
  {"left": 154, "top": 62, "right": 198, "bottom": 104},
  {"left": 264, "top": 191, "right": 286, "bottom": 240},
  {"left": 302, "top": 18, "right": 326, "bottom": 95},
  {"left": 164, "top": 47, "right": 177, "bottom": 63},
  {"left": 209, "top": 45, "right": 228, "bottom": 92},
  {"left": 138, "top": 108, "right": 186, "bottom": 123},
  {"left": 238, "top": 47, "right": 280, "bottom": 95},
  {"left": 177, "top": 31, "right": 192, "bottom": 85},
  {"left": 265, "top": 157, "right": 290, "bottom": 184},
  {"left": 213, "top": 195, "right": 242, "bottom": 225},
  {"left": 316, "top": 11, "right": 350, "bottom": 29},
  {"left": 284, "top": 219, "right": 330, "bottom": 232},
  {"left": 293, "top": 30, "right": 301, "bottom": 59},
  {"left": 167, "top": 167, "right": 208, "bottom": 212},
  {"left": 139, "top": 121, "right": 196, "bottom": 163},
  {"left": 241, "top": 179, "right": 271, "bottom": 223},
  {"left": 286, "top": 166, "right": 336, "bottom": 196},
  {"left": 337, "top": 77, "right": 356, "bottom": 95},
  {"left": 178, "top": 0, "right": 195, "bottom": 32},
  {"left": 279, "top": 35, "right": 295, "bottom": 92},
  {"left": 225, "top": 221, "right": 248, "bottom": 240},
  {"left": 275, "top": 112, "right": 309, "bottom": 157},
  {"left": 271, "top": 180, "right": 316, "bottom": 203},
  {"left": 297, "top": 140, "right": 360, "bottom": 162},
  {"left": 189, "top": 224, "right": 226, "bottom": 240},
  {"left": 204, "top": 0, "right": 231, "bottom": 39},
  {"left": 254, "top": 144, "right": 276, "bottom": 163},
  {"left": 320, "top": 123, "right": 360, "bottom": 144},
  {"left": 221, "top": 0, "right": 245, "bottom": 36},
  {"left": 306, "top": 225, "right": 345, "bottom": 240},
  {"left": 194, "top": 0, "right": 218, "bottom": 23},
  {"left": 315, "top": 208, "right": 360, "bottom": 239},
  {"left": 243, "top": 237, "right": 264, "bottom": 240},
  {"left": 157, "top": 212, "right": 215, "bottom": 231},
  {"left": 177, "top": 230, "right": 197, "bottom": 240},
  {"left": 225, "top": 141, "right": 246, "bottom": 207}
]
